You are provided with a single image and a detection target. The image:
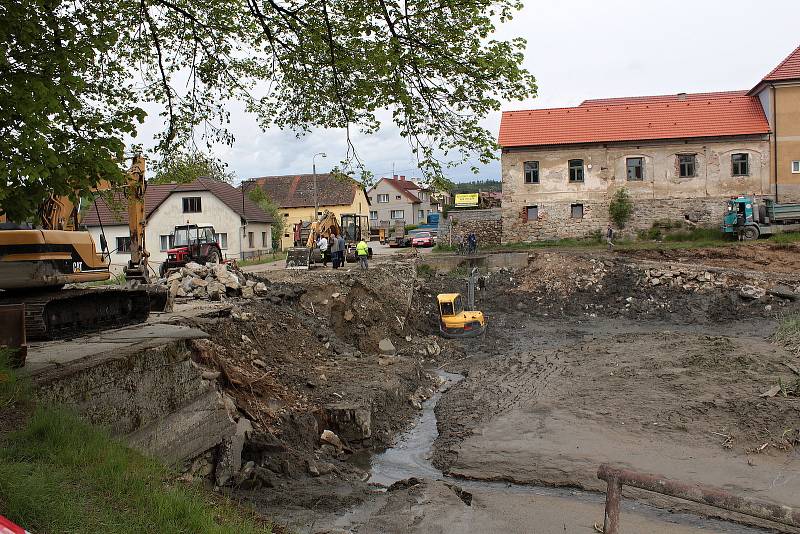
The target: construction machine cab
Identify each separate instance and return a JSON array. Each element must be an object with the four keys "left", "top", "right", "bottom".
[{"left": 437, "top": 293, "right": 485, "bottom": 338}]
